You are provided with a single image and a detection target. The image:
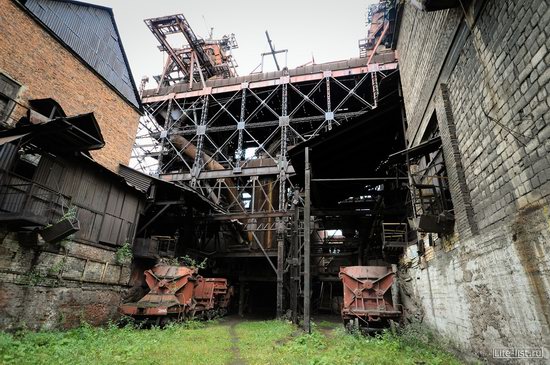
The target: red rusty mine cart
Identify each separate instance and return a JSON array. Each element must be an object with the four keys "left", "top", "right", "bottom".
[
  {"left": 120, "top": 264, "right": 233, "bottom": 324},
  {"left": 339, "top": 265, "right": 401, "bottom": 332}
]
